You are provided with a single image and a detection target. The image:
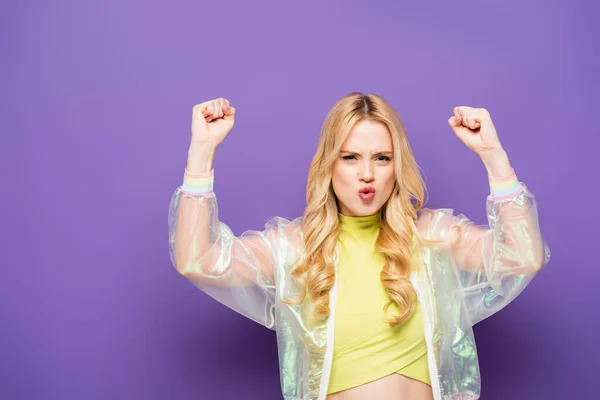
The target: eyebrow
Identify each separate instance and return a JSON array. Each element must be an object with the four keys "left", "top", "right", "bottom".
[{"left": 340, "top": 150, "right": 393, "bottom": 155}]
